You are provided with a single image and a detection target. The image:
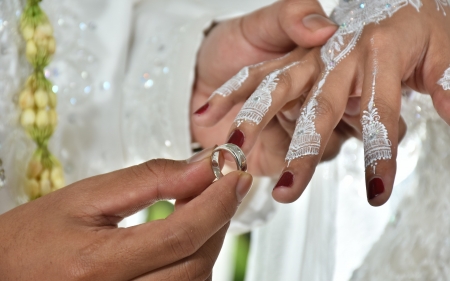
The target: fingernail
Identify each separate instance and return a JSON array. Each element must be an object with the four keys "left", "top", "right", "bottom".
[
  {"left": 302, "top": 14, "right": 337, "bottom": 32},
  {"left": 274, "top": 171, "right": 294, "bottom": 189},
  {"left": 194, "top": 103, "right": 209, "bottom": 115},
  {"left": 187, "top": 146, "right": 216, "bottom": 164},
  {"left": 367, "top": 178, "right": 385, "bottom": 200},
  {"left": 236, "top": 172, "right": 253, "bottom": 202},
  {"left": 227, "top": 129, "right": 245, "bottom": 148}
]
